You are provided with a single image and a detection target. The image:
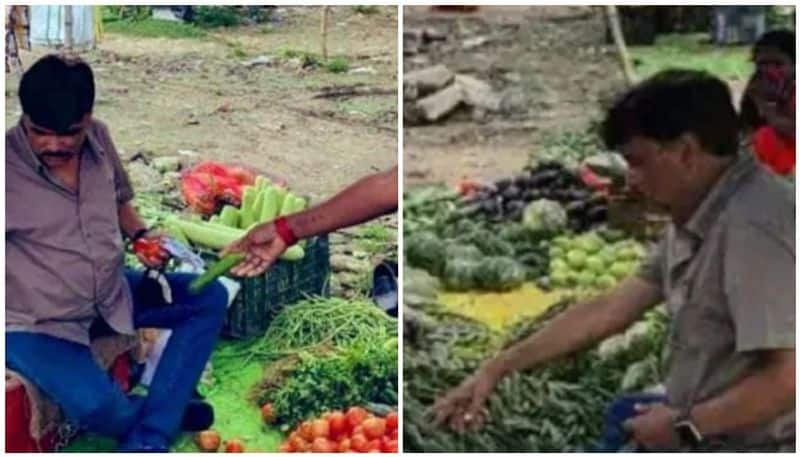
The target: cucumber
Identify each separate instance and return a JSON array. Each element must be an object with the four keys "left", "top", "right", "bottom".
[
  {"left": 280, "top": 245, "right": 305, "bottom": 261},
  {"left": 259, "top": 187, "right": 280, "bottom": 223},
  {"left": 219, "top": 205, "right": 240, "bottom": 228},
  {"left": 189, "top": 252, "right": 246, "bottom": 294}
]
